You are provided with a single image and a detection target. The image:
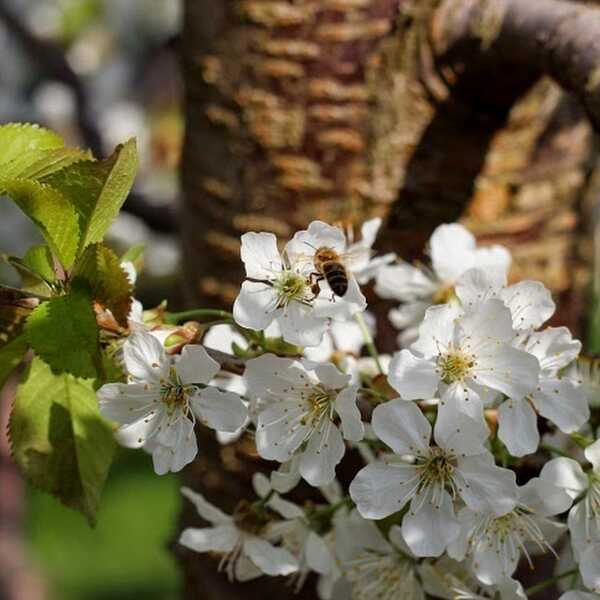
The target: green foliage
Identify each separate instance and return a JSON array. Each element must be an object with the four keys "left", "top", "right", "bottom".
[
  {"left": 41, "top": 139, "right": 138, "bottom": 253},
  {"left": 25, "top": 281, "right": 100, "bottom": 379},
  {"left": 0, "top": 123, "right": 141, "bottom": 526},
  {"left": 10, "top": 357, "right": 116, "bottom": 525},
  {"left": 76, "top": 243, "right": 132, "bottom": 327},
  {"left": 121, "top": 243, "right": 145, "bottom": 273},
  {"left": 2, "top": 178, "right": 81, "bottom": 268},
  {"left": 0, "top": 334, "right": 29, "bottom": 389}
]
